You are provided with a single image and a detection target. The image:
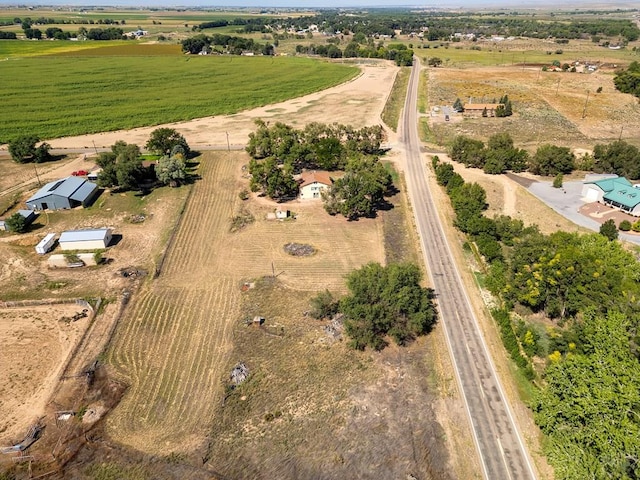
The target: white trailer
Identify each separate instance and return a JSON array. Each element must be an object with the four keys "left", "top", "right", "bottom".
[{"left": 35, "top": 233, "right": 56, "bottom": 255}]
